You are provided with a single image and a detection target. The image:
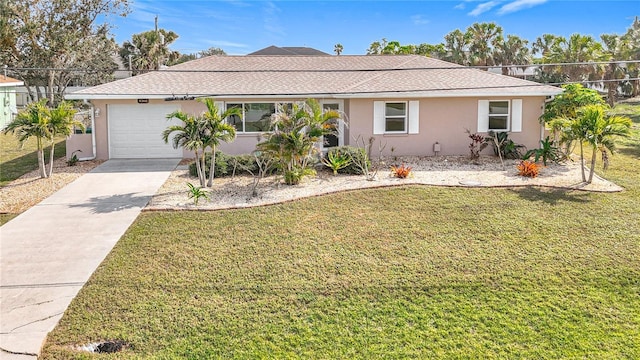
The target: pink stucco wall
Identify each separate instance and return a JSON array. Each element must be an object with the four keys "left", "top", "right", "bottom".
[
  {"left": 88, "top": 96, "right": 547, "bottom": 159},
  {"left": 347, "top": 97, "right": 546, "bottom": 156},
  {"left": 65, "top": 134, "right": 93, "bottom": 159}
]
